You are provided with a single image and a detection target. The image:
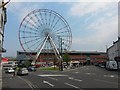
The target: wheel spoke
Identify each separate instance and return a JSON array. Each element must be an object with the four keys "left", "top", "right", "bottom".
[
  {"left": 34, "top": 38, "right": 45, "bottom": 51},
  {"left": 20, "top": 35, "right": 40, "bottom": 39},
  {"left": 55, "top": 30, "right": 69, "bottom": 34},
  {"left": 28, "top": 37, "right": 45, "bottom": 50},
  {"left": 39, "top": 12, "right": 45, "bottom": 26},
  {"left": 48, "top": 11, "right": 52, "bottom": 27},
  {"left": 50, "top": 14, "right": 56, "bottom": 28},
  {"left": 24, "top": 18, "right": 39, "bottom": 30},
  {"left": 21, "top": 24, "right": 39, "bottom": 33},
  {"left": 22, "top": 37, "right": 41, "bottom": 45},
  {"left": 34, "top": 13, "right": 43, "bottom": 27},
  {"left": 20, "top": 30, "right": 38, "bottom": 35},
  {"left": 28, "top": 15, "right": 40, "bottom": 29},
  {"left": 53, "top": 25, "right": 68, "bottom": 33},
  {"left": 45, "top": 11, "right": 47, "bottom": 26},
  {"left": 52, "top": 18, "right": 60, "bottom": 30}
]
